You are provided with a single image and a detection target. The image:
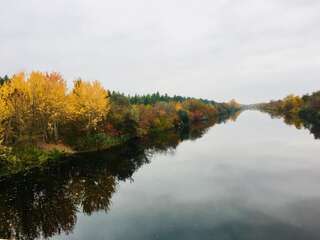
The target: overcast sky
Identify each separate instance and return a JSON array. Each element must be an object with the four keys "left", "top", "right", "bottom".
[{"left": 1, "top": 0, "right": 319, "bottom": 103}]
